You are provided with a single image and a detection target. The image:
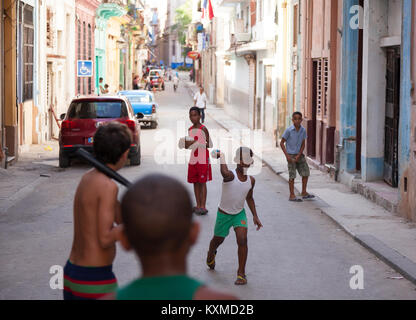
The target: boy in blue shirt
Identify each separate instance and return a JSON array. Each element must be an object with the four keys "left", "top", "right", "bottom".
[{"left": 280, "top": 112, "right": 315, "bottom": 202}]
